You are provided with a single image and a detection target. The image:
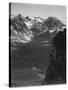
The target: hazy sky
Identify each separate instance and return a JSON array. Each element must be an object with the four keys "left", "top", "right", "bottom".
[{"left": 11, "top": 3, "right": 66, "bottom": 24}]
